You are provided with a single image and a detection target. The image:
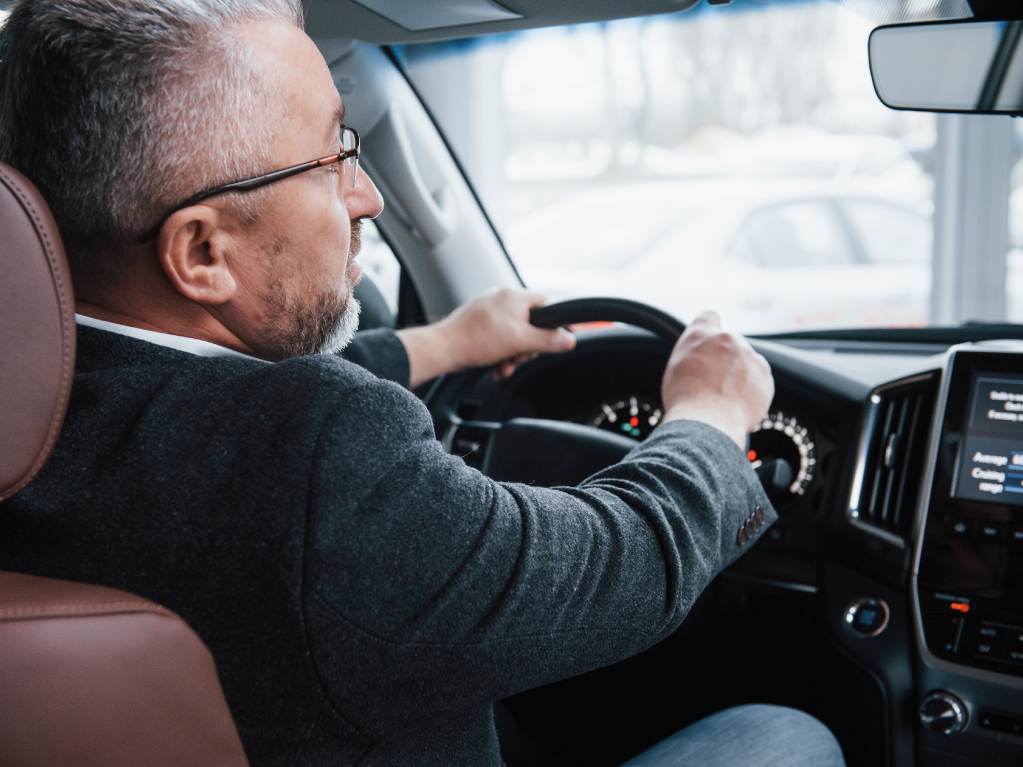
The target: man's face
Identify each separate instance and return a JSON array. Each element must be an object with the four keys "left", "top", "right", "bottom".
[{"left": 227, "top": 19, "right": 384, "bottom": 360}]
